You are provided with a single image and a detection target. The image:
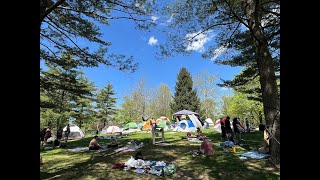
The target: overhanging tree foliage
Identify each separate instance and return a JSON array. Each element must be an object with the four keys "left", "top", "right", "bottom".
[
  {"left": 40, "top": 0, "right": 157, "bottom": 73},
  {"left": 156, "top": 0, "right": 280, "bottom": 164}
]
